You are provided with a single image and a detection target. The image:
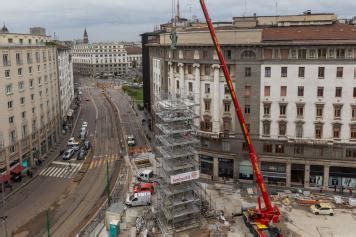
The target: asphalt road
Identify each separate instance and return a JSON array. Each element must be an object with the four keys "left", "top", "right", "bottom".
[
  {"left": 0, "top": 81, "right": 123, "bottom": 237},
  {"left": 107, "top": 87, "right": 148, "bottom": 149}
]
